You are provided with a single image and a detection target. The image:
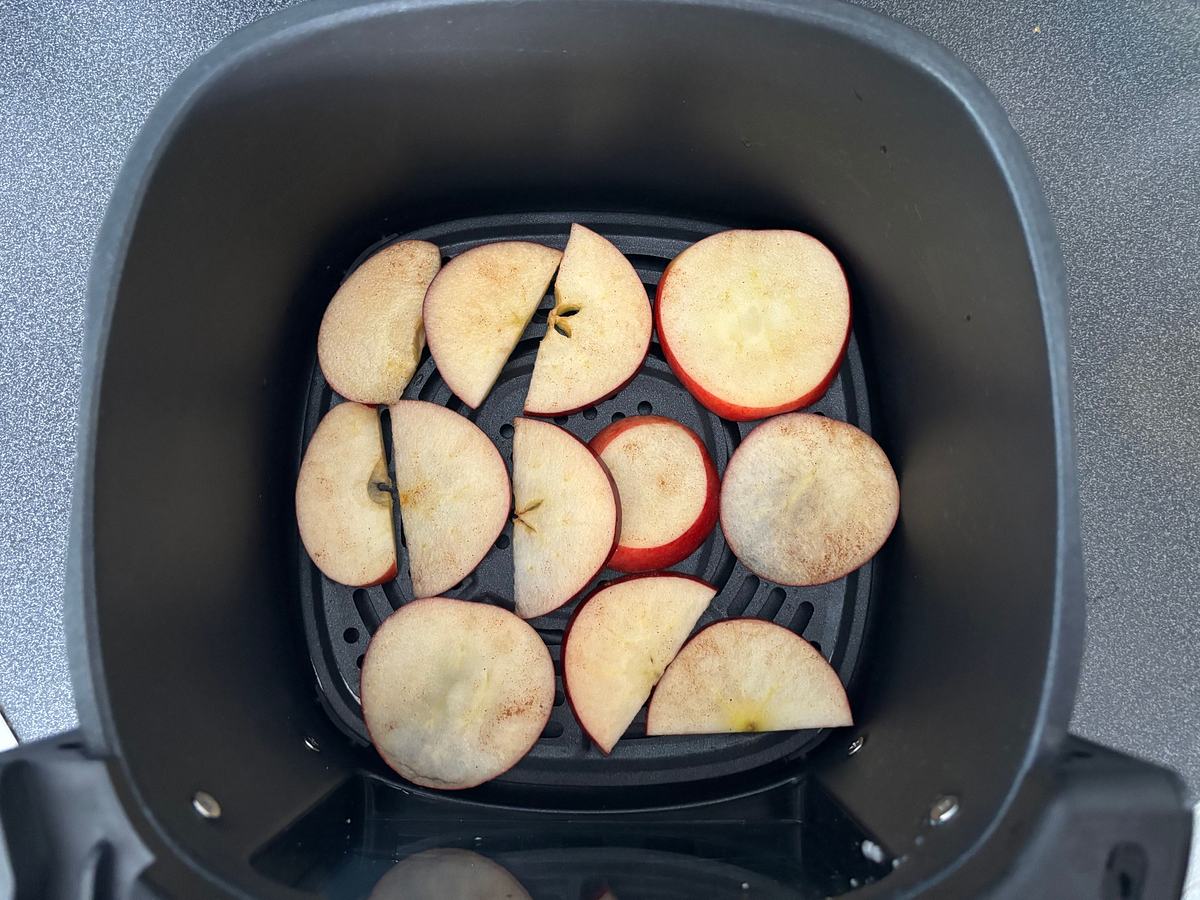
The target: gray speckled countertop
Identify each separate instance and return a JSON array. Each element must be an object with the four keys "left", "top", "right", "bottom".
[{"left": 1, "top": 0, "right": 1197, "bottom": 800}]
